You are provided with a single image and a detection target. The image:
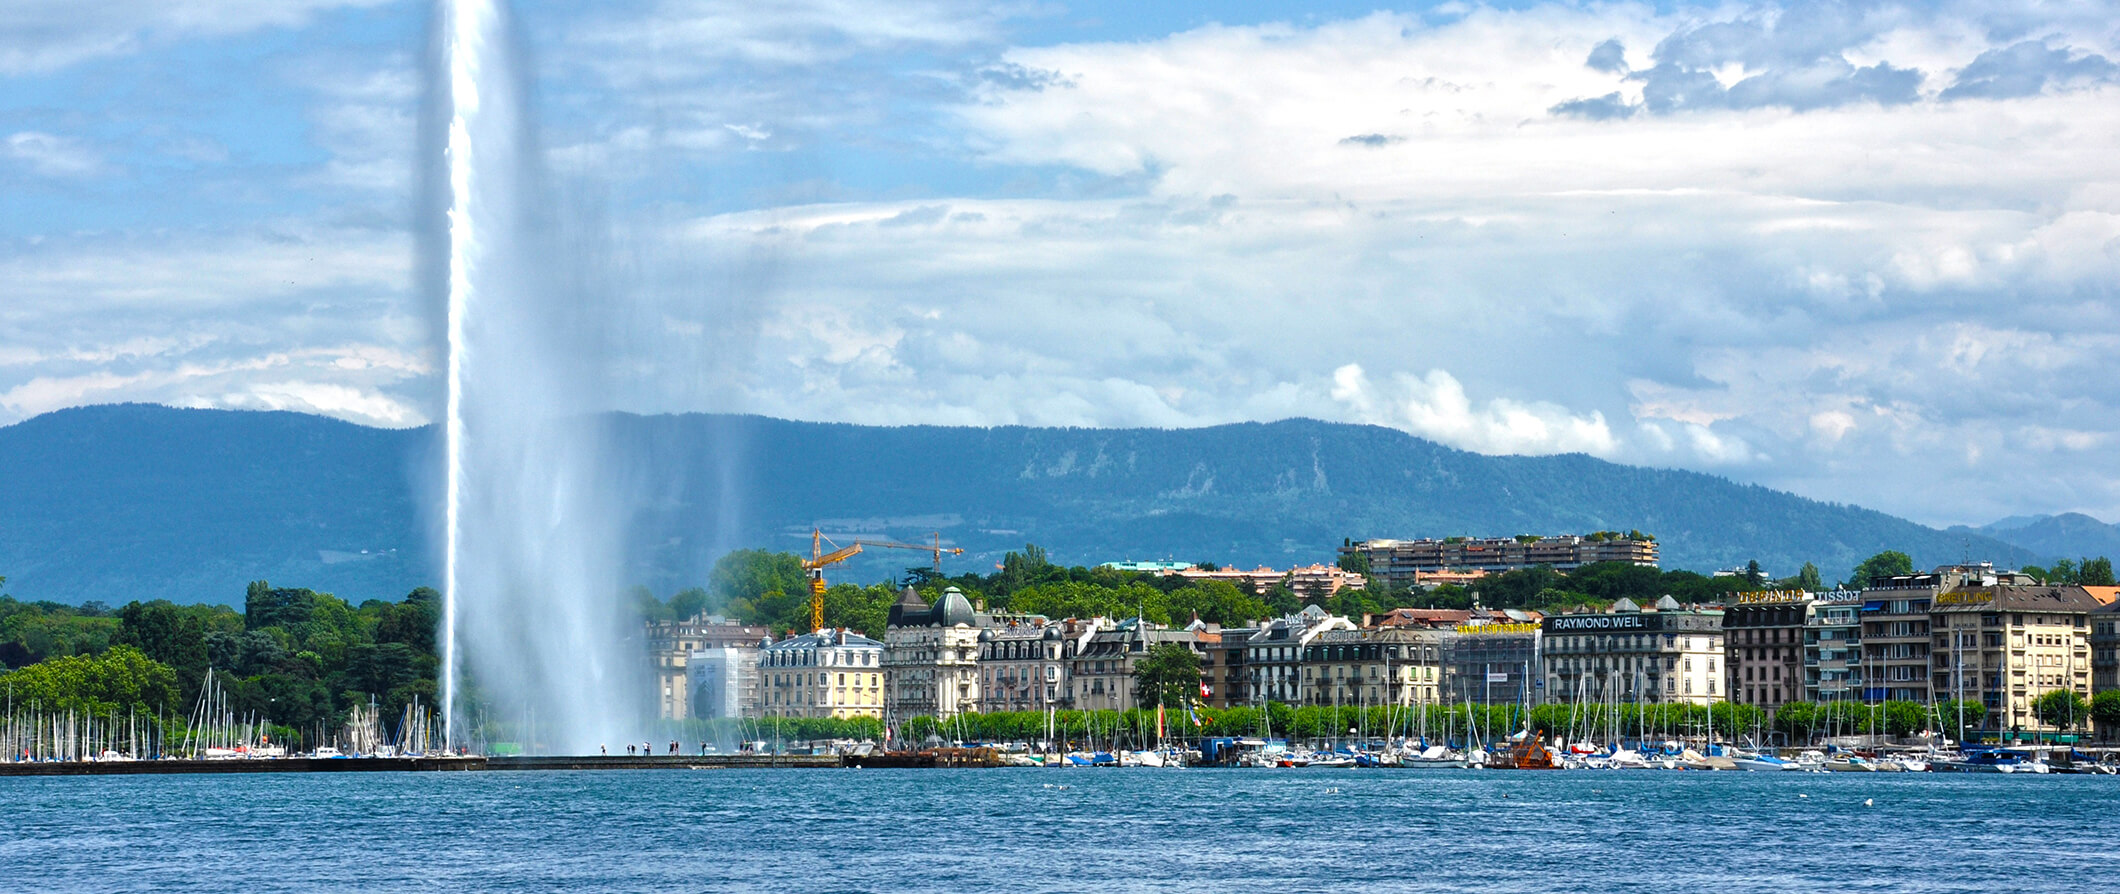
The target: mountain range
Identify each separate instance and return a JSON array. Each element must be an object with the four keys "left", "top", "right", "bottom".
[
  {"left": 0, "top": 403, "right": 2088, "bottom": 607},
  {"left": 1947, "top": 514, "right": 2120, "bottom": 567}
]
